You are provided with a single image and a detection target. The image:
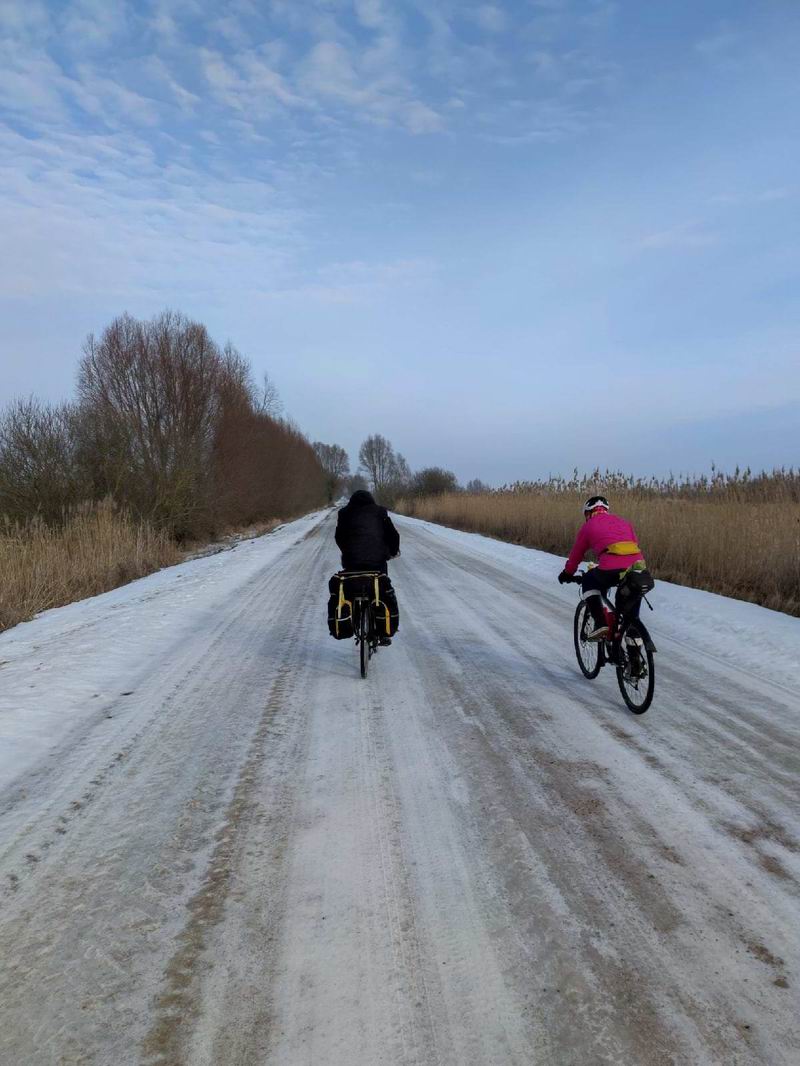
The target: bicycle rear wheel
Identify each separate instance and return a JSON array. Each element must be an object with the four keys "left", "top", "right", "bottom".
[
  {"left": 574, "top": 601, "right": 603, "bottom": 679},
  {"left": 359, "top": 605, "right": 370, "bottom": 679},
  {"left": 616, "top": 621, "right": 655, "bottom": 713}
]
